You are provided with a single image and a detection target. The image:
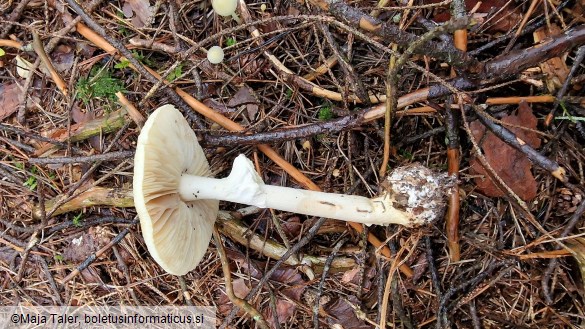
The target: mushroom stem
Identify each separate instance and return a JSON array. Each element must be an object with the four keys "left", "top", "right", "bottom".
[
  {"left": 179, "top": 155, "right": 446, "bottom": 226},
  {"left": 231, "top": 12, "right": 242, "bottom": 24}
]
